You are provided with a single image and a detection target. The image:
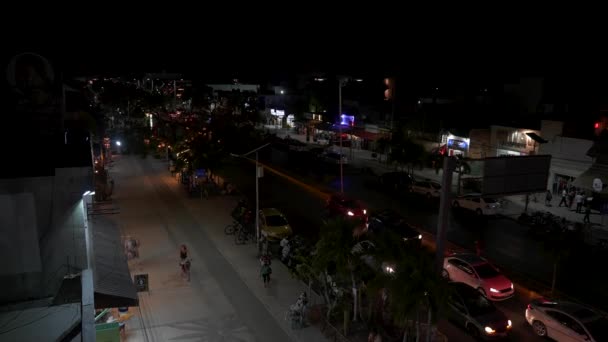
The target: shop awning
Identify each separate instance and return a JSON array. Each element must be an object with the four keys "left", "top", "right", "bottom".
[
  {"left": 526, "top": 132, "right": 548, "bottom": 144},
  {"left": 91, "top": 217, "right": 139, "bottom": 309},
  {"left": 572, "top": 163, "right": 608, "bottom": 194}
]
